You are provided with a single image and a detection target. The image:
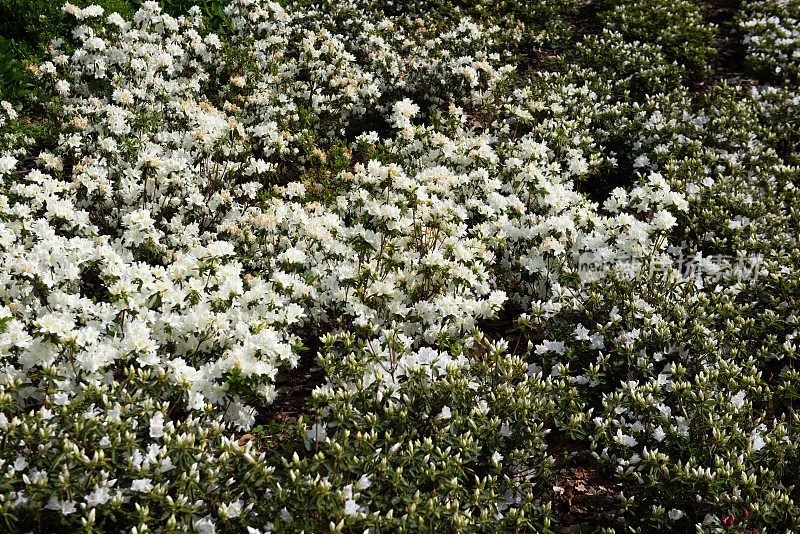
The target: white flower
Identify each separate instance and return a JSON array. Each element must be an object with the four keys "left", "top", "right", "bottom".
[
  {"left": 52, "top": 392, "right": 70, "bottom": 406},
  {"left": 223, "top": 499, "right": 243, "bottom": 518},
  {"left": 393, "top": 98, "right": 419, "bottom": 119},
  {"left": 491, "top": 451, "right": 503, "bottom": 465},
  {"left": 536, "top": 340, "right": 565, "bottom": 355},
  {"left": 46, "top": 497, "right": 77, "bottom": 515},
  {"left": 615, "top": 430, "right": 638, "bottom": 447},
  {"left": 355, "top": 474, "right": 372, "bottom": 490},
  {"left": 751, "top": 431, "right": 766, "bottom": 451},
  {"left": 106, "top": 12, "right": 125, "bottom": 26},
  {"left": 652, "top": 210, "right": 677, "bottom": 231},
  {"left": 306, "top": 422, "right": 327, "bottom": 442},
  {"left": 13, "top": 457, "right": 27, "bottom": 472},
  {"left": 344, "top": 499, "right": 359, "bottom": 516},
  {"left": 0, "top": 155, "right": 17, "bottom": 176},
  {"left": 573, "top": 324, "right": 591, "bottom": 341},
  {"left": 633, "top": 154, "right": 650, "bottom": 169},
  {"left": 60, "top": 500, "right": 77, "bottom": 515},
  {"left": 149, "top": 412, "right": 165, "bottom": 438},
  {"left": 527, "top": 363, "right": 543, "bottom": 376},
  {"left": 81, "top": 4, "right": 104, "bottom": 18},
  {"left": 438, "top": 406, "right": 452, "bottom": 420},
  {"left": 668, "top": 509, "right": 684, "bottom": 520},
  {"left": 652, "top": 426, "right": 666, "bottom": 442},
  {"left": 85, "top": 487, "right": 111, "bottom": 507},
  {"left": 194, "top": 517, "right": 216, "bottom": 534},
  {"left": 55, "top": 80, "right": 70, "bottom": 96},
  {"left": 285, "top": 182, "right": 306, "bottom": 198},
  {"left": 730, "top": 391, "right": 746, "bottom": 410},
  {"left": 130, "top": 478, "right": 154, "bottom": 492}
]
